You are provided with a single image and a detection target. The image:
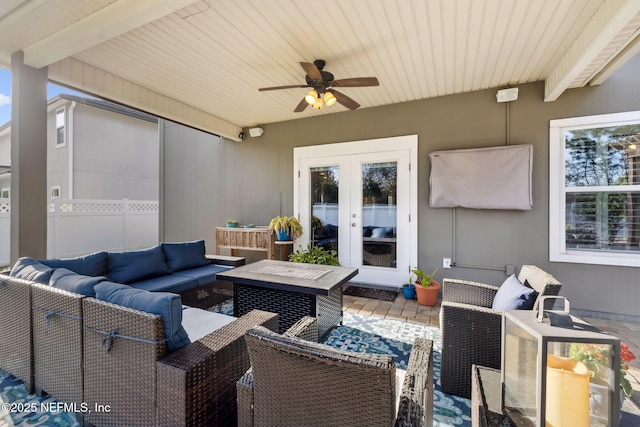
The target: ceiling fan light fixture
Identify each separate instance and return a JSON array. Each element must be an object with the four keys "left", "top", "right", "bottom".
[
  {"left": 305, "top": 90, "right": 318, "bottom": 105},
  {"left": 312, "top": 98, "right": 323, "bottom": 109},
  {"left": 324, "top": 91, "right": 337, "bottom": 106}
]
